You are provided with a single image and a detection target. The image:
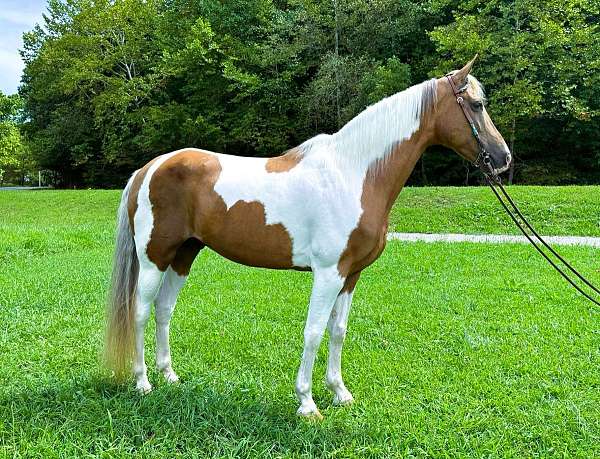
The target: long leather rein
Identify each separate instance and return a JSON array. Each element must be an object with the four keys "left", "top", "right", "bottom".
[{"left": 446, "top": 74, "right": 600, "bottom": 307}]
